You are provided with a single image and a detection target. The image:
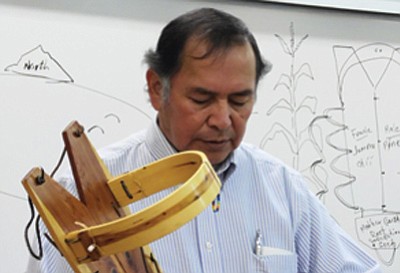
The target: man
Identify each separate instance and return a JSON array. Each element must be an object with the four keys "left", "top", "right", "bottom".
[{"left": 29, "top": 7, "right": 381, "bottom": 273}]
